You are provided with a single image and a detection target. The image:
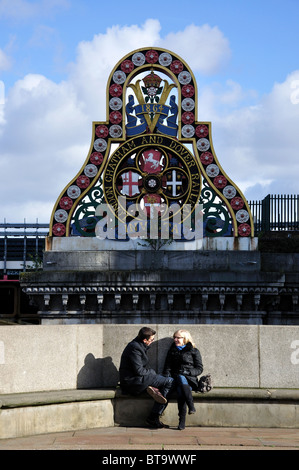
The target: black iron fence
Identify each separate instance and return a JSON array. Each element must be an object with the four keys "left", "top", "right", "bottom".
[
  {"left": 0, "top": 222, "right": 48, "bottom": 277},
  {"left": 0, "top": 194, "right": 298, "bottom": 276},
  {"left": 248, "top": 194, "right": 299, "bottom": 233}
]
